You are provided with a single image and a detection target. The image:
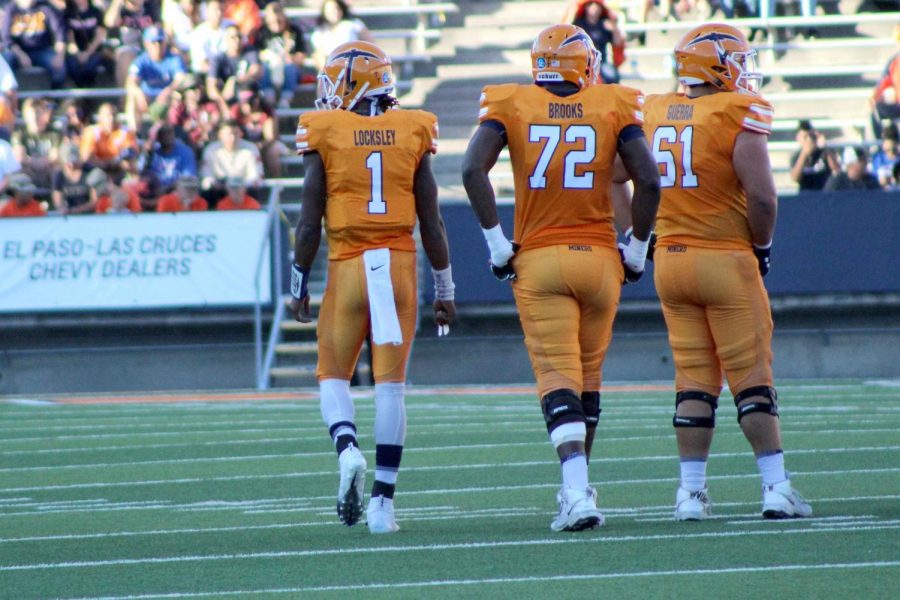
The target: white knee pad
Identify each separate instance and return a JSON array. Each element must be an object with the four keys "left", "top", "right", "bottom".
[
  {"left": 374, "top": 382, "right": 406, "bottom": 446},
  {"left": 320, "top": 379, "right": 354, "bottom": 437}
]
